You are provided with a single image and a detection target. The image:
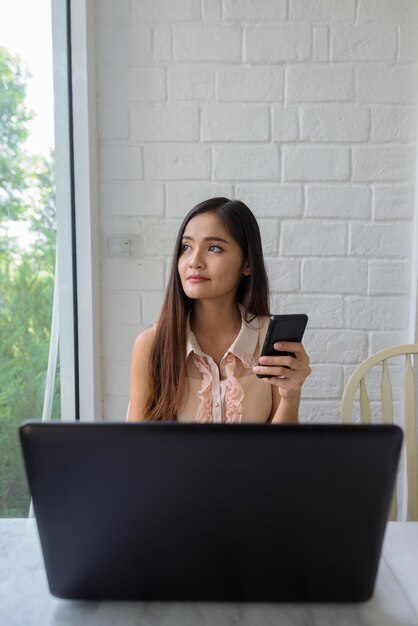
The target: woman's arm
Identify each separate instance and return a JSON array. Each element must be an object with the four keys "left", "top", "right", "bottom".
[
  {"left": 269, "top": 385, "right": 300, "bottom": 424},
  {"left": 270, "top": 385, "right": 300, "bottom": 424},
  {"left": 126, "top": 327, "right": 155, "bottom": 422},
  {"left": 254, "top": 342, "right": 311, "bottom": 424}
]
